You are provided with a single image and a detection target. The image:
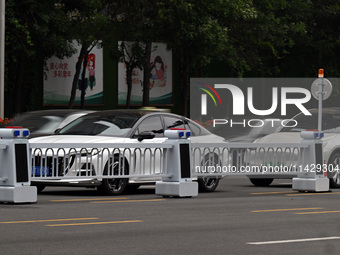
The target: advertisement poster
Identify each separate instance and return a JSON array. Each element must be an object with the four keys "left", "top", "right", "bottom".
[
  {"left": 43, "top": 41, "right": 103, "bottom": 105},
  {"left": 118, "top": 42, "right": 172, "bottom": 105}
]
